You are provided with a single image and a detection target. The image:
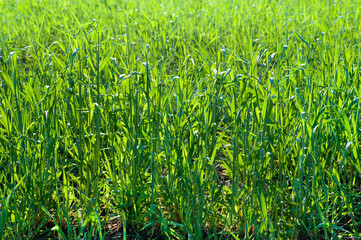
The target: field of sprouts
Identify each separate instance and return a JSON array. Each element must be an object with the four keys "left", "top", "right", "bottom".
[{"left": 1, "top": 0, "right": 361, "bottom": 239}]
